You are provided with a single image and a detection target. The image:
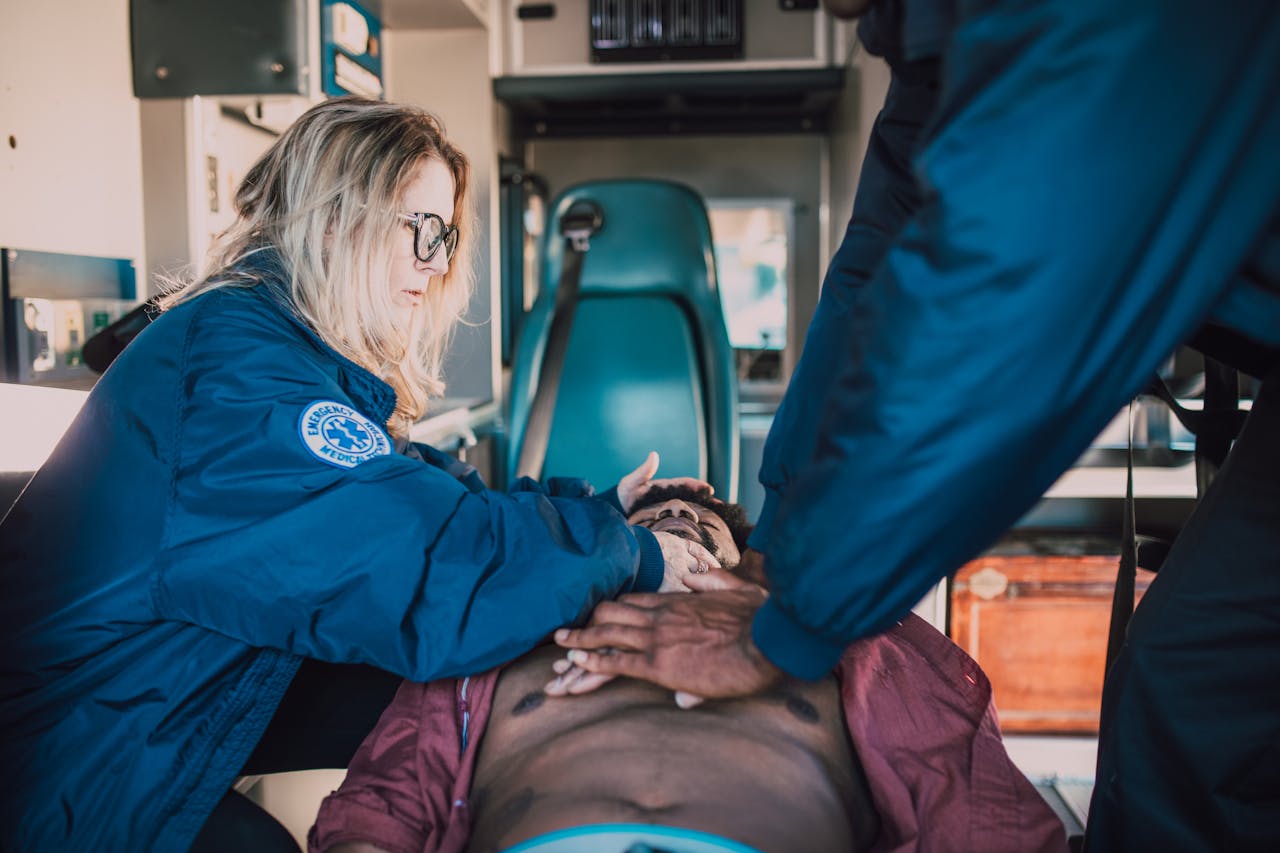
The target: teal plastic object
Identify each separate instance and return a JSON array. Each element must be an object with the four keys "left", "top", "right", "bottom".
[{"left": 507, "top": 179, "right": 740, "bottom": 501}]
